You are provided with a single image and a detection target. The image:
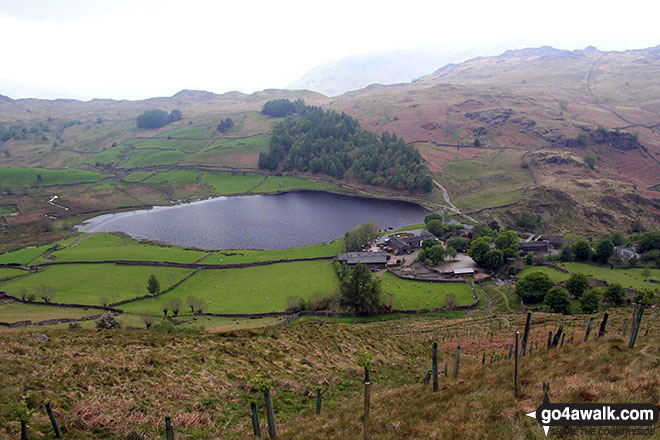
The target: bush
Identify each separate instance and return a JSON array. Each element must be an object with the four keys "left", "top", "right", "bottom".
[
  {"left": 603, "top": 283, "right": 625, "bottom": 306},
  {"left": 96, "top": 312, "right": 121, "bottom": 330},
  {"left": 580, "top": 288, "right": 601, "bottom": 313},
  {"left": 516, "top": 272, "right": 554, "bottom": 303},
  {"left": 565, "top": 273, "right": 590, "bottom": 298},
  {"left": 544, "top": 286, "right": 571, "bottom": 314}
]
